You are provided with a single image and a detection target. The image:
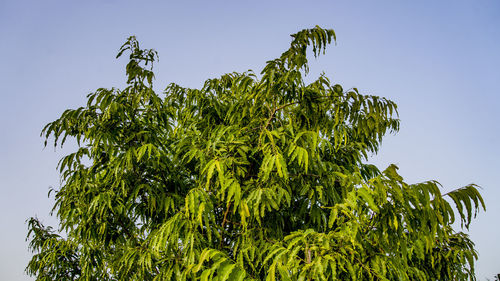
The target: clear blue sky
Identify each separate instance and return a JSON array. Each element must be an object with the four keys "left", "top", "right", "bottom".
[{"left": 1, "top": 0, "right": 498, "bottom": 280}]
